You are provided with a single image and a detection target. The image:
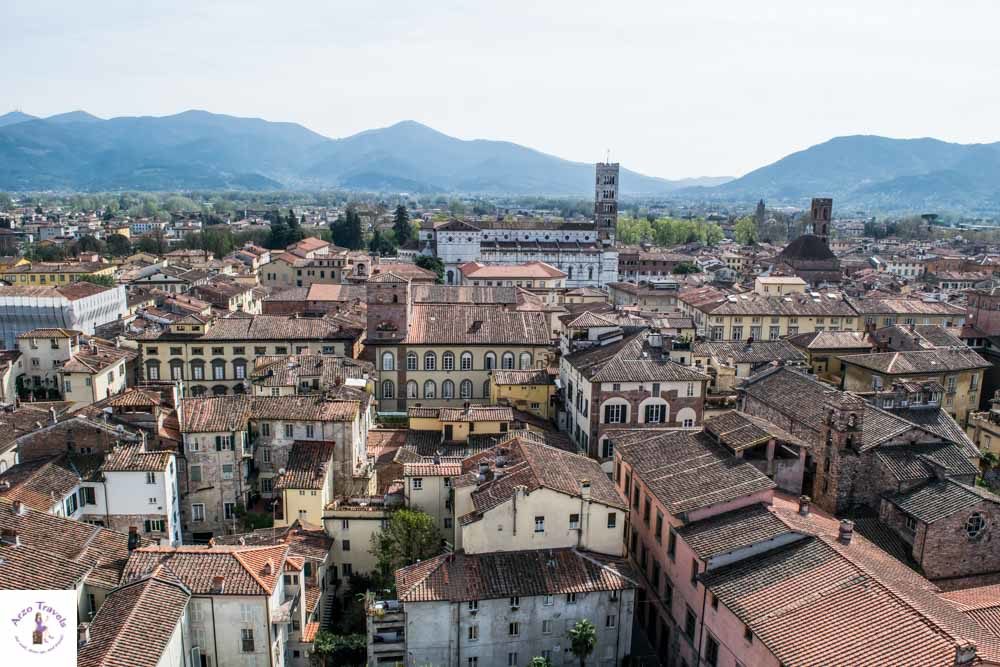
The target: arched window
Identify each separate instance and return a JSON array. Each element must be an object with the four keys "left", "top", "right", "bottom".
[
  {"left": 501, "top": 352, "right": 515, "bottom": 369},
  {"left": 232, "top": 359, "right": 247, "bottom": 380},
  {"left": 232, "top": 383, "right": 246, "bottom": 395},
  {"left": 381, "top": 380, "right": 394, "bottom": 399},
  {"left": 423, "top": 380, "right": 436, "bottom": 399},
  {"left": 406, "top": 381, "right": 418, "bottom": 399},
  {"left": 190, "top": 385, "right": 207, "bottom": 397},
  {"left": 212, "top": 385, "right": 227, "bottom": 396},
  {"left": 966, "top": 512, "right": 987, "bottom": 539},
  {"left": 485, "top": 352, "right": 496, "bottom": 370},
  {"left": 460, "top": 352, "right": 473, "bottom": 370},
  {"left": 519, "top": 352, "right": 532, "bottom": 369},
  {"left": 442, "top": 352, "right": 455, "bottom": 371},
  {"left": 392, "top": 294, "right": 398, "bottom": 303},
  {"left": 211, "top": 359, "right": 226, "bottom": 381},
  {"left": 568, "top": 266, "right": 573, "bottom": 280},
  {"left": 190, "top": 360, "right": 205, "bottom": 380},
  {"left": 460, "top": 380, "right": 473, "bottom": 399},
  {"left": 406, "top": 352, "right": 418, "bottom": 371},
  {"left": 588, "top": 266, "right": 594, "bottom": 281},
  {"left": 145, "top": 360, "right": 160, "bottom": 381},
  {"left": 483, "top": 380, "right": 490, "bottom": 398},
  {"left": 677, "top": 407, "right": 697, "bottom": 429},
  {"left": 640, "top": 398, "right": 669, "bottom": 424},
  {"left": 382, "top": 352, "right": 395, "bottom": 371},
  {"left": 424, "top": 352, "right": 436, "bottom": 371},
  {"left": 442, "top": 380, "right": 455, "bottom": 399},
  {"left": 446, "top": 270, "right": 455, "bottom": 284},
  {"left": 169, "top": 359, "right": 184, "bottom": 381}
]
